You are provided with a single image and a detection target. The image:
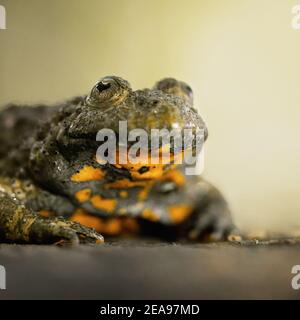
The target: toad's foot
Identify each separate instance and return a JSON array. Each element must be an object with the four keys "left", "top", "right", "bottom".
[
  {"left": 0, "top": 192, "right": 104, "bottom": 245},
  {"left": 187, "top": 180, "right": 238, "bottom": 242},
  {"left": 188, "top": 206, "right": 238, "bottom": 242},
  {"left": 30, "top": 216, "right": 104, "bottom": 245}
]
